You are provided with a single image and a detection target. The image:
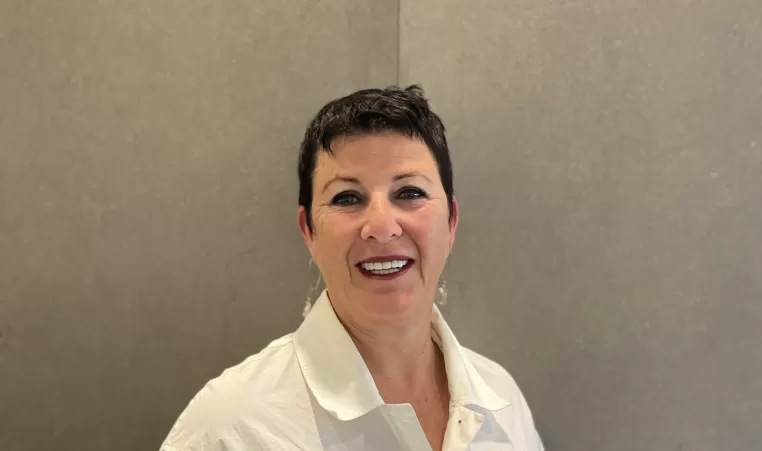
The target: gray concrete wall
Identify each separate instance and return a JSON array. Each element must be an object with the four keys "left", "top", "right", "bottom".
[
  {"left": 2, "top": 1, "right": 761, "bottom": 450},
  {"left": 401, "top": 1, "right": 762, "bottom": 450},
  {"left": 0, "top": 2, "right": 396, "bottom": 450}
]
